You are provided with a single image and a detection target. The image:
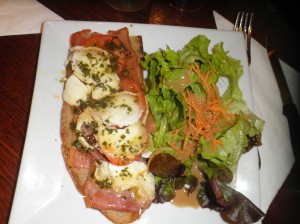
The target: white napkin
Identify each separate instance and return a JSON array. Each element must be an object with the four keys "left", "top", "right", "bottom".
[
  {"left": 0, "top": 0, "right": 63, "bottom": 36},
  {"left": 213, "top": 10, "right": 299, "bottom": 214}
]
